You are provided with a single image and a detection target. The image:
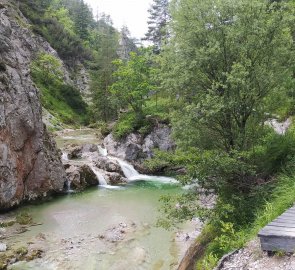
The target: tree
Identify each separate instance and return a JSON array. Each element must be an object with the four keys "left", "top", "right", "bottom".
[
  {"left": 144, "top": 0, "right": 170, "bottom": 52},
  {"left": 164, "top": 0, "right": 294, "bottom": 153},
  {"left": 117, "top": 26, "right": 137, "bottom": 61},
  {"left": 110, "top": 50, "right": 154, "bottom": 121},
  {"left": 31, "top": 53, "right": 63, "bottom": 85},
  {"left": 72, "top": 0, "right": 93, "bottom": 40},
  {"left": 90, "top": 16, "right": 119, "bottom": 122}
]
